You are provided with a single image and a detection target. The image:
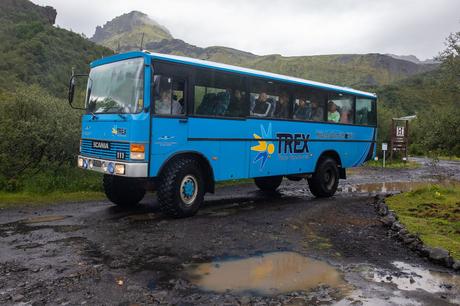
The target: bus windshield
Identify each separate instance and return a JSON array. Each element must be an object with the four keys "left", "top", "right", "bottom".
[{"left": 86, "top": 58, "right": 144, "bottom": 114}]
